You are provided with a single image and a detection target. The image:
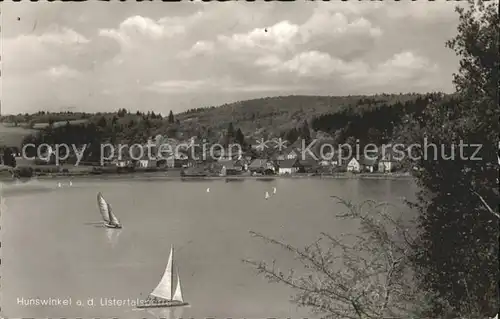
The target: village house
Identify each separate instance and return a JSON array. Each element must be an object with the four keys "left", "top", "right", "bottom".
[
  {"left": 165, "top": 153, "right": 188, "bottom": 168},
  {"left": 378, "top": 149, "right": 400, "bottom": 172},
  {"left": 347, "top": 157, "right": 361, "bottom": 173},
  {"left": 235, "top": 157, "right": 250, "bottom": 171},
  {"left": 277, "top": 146, "right": 301, "bottom": 161},
  {"left": 278, "top": 158, "right": 301, "bottom": 175},
  {"left": 361, "top": 157, "right": 378, "bottom": 173},
  {"left": 348, "top": 156, "right": 378, "bottom": 173},
  {"left": 217, "top": 160, "right": 243, "bottom": 175},
  {"left": 298, "top": 158, "right": 318, "bottom": 173},
  {"left": 138, "top": 158, "right": 157, "bottom": 169},
  {"left": 248, "top": 159, "right": 275, "bottom": 175}
]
